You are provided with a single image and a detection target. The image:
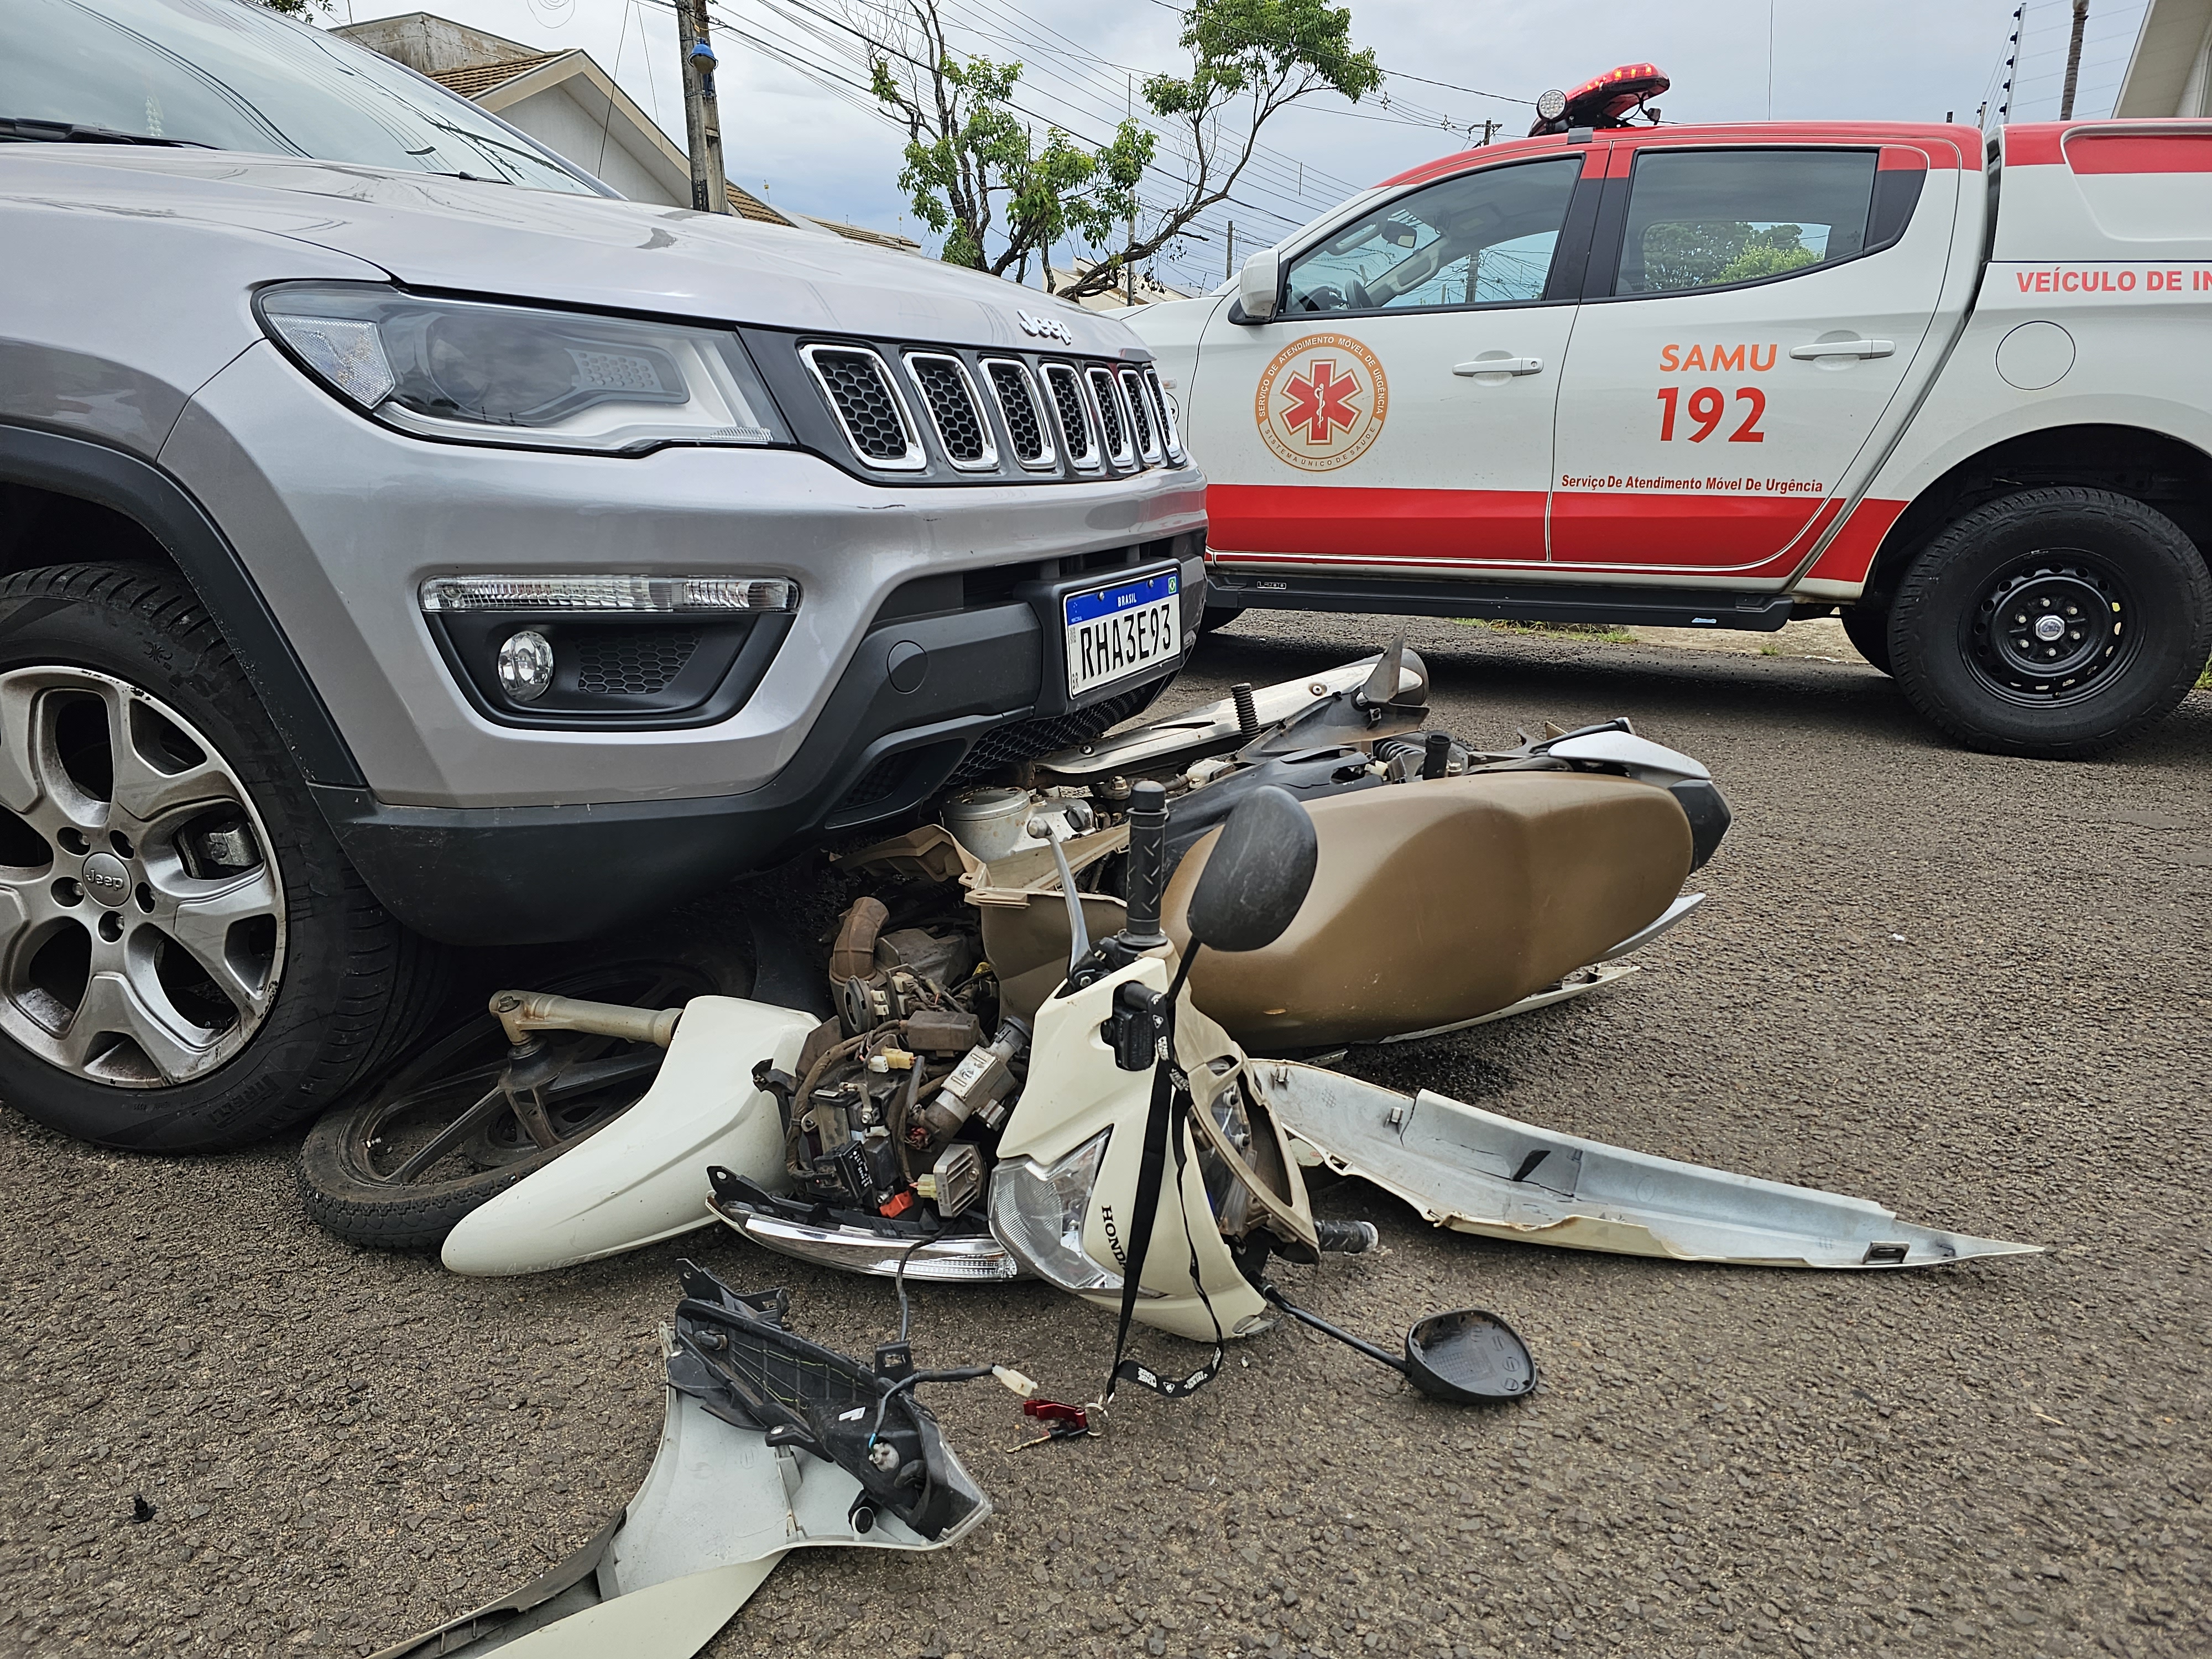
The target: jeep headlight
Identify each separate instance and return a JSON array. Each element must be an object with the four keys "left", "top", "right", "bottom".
[
  {"left": 255, "top": 283, "right": 784, "bottom": 455},
  {"left": 989, "top": 1130, "right": 1124, "bottom": 1295}
]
